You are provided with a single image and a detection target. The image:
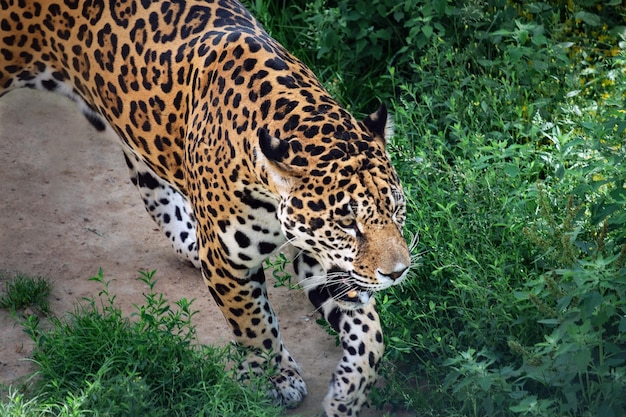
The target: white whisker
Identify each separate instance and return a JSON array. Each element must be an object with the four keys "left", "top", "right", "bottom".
[
  {"left": 275, "top": 237, "right": 297, "bottom": 254},
  {"left": 334, "top": 286, "right": 354, "bottom": 300},
  {"left": 291, "top": 247, "right": 303, "bottom": 258},
  {"left": 297, "top": 278, "right": 324, "bottom": 291},
  {"left": 297, "top": 272, "right": 344, "bottom": 291},
  {"left": 410, "top": 248, "right": 429, "bottom": 268},
  {"left": 406, "top": 230, "right": 420, "bottom": 254},
  {"left": 318, "top": 292, "right": 345, "bottom": 314}
]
